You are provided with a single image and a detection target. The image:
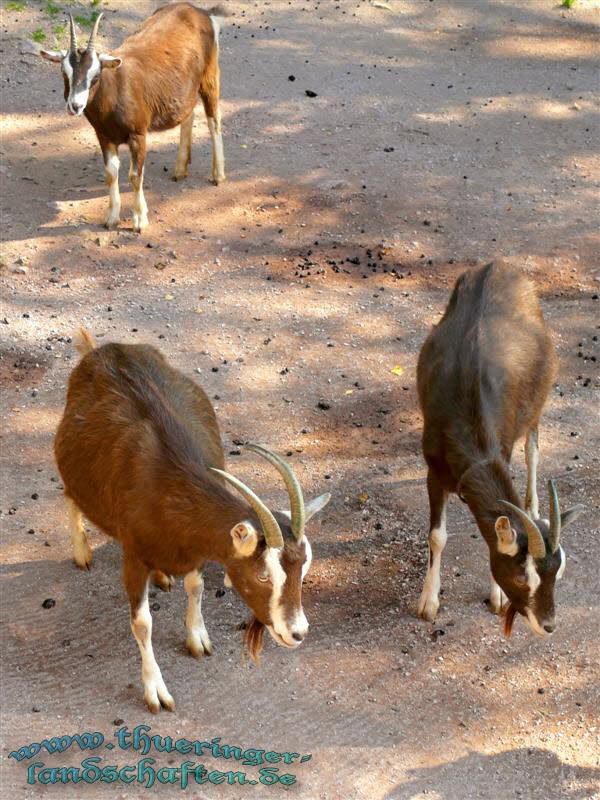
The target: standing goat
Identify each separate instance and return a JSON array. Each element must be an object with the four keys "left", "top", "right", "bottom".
[
  {"left": 40, "top": 3, "right": 226, "bottom": 232},
  {"left": 54, "top": 331, "right": 330, "bottom": 711},
  {"left": 416, "top": 262, "right": 584, "bottom": 636}
]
